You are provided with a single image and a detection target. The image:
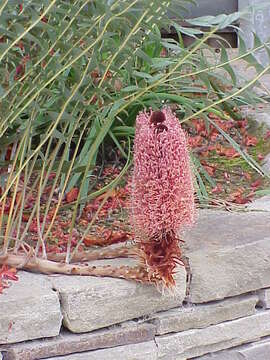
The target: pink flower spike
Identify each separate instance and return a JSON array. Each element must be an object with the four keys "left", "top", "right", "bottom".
[{"left": 131, "top": 108, "right": 196, "bottom": 287}]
